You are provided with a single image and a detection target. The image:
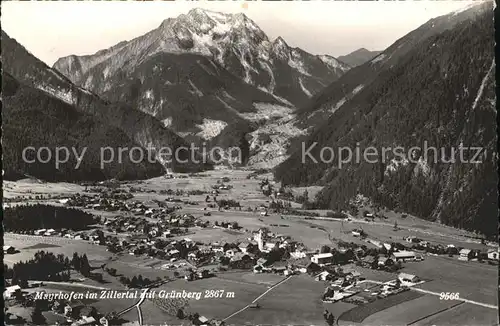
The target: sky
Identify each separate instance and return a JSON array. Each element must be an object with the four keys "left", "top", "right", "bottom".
[{"left": 1, "top": 0, "right": 479, "bottom": 66}]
